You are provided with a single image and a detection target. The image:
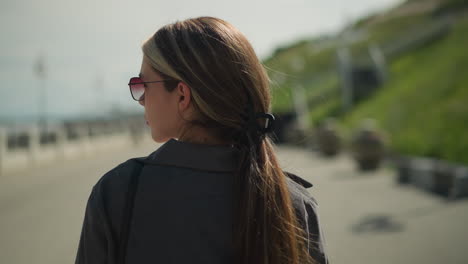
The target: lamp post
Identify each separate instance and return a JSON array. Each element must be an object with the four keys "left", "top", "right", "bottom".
[
  {"left": 290, "top": 57, "right": 309, "bottom": 131},
  {"left": 369, "top": 43, "right": 387, "bottom": 84},
  {"left": 337, "top": 47, "right": 352, "bottom": 113},
  {"left": 34, "top": 54, "right": 47, "bottom": 130},
  {"left": 94, "top": 73, "right": 105, "bottom": 117}
]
